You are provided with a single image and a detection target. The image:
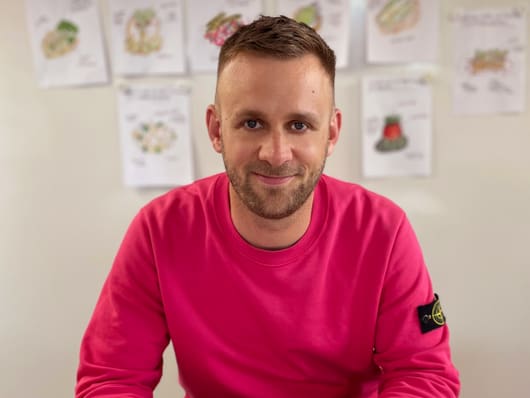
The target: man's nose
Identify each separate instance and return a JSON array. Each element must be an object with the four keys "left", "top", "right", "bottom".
[{"left": 257, "top": 129, "right": 293, "bottom": 167}]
